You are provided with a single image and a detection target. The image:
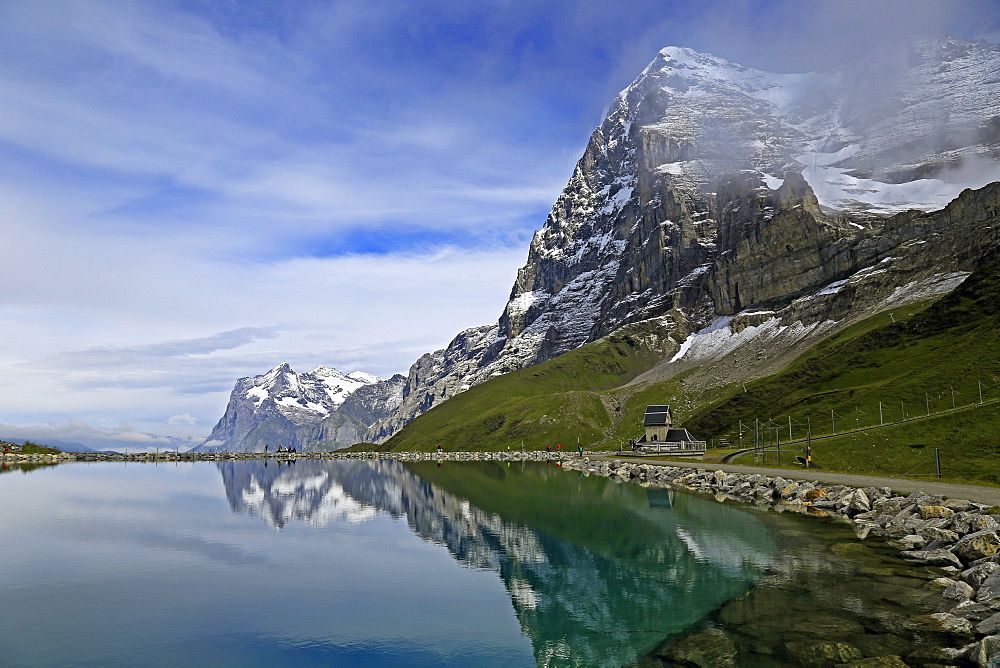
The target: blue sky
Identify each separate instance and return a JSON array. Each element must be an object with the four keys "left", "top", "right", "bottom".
[{"left": 1, "top": 0, "right": 998, "bottom": 451}]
